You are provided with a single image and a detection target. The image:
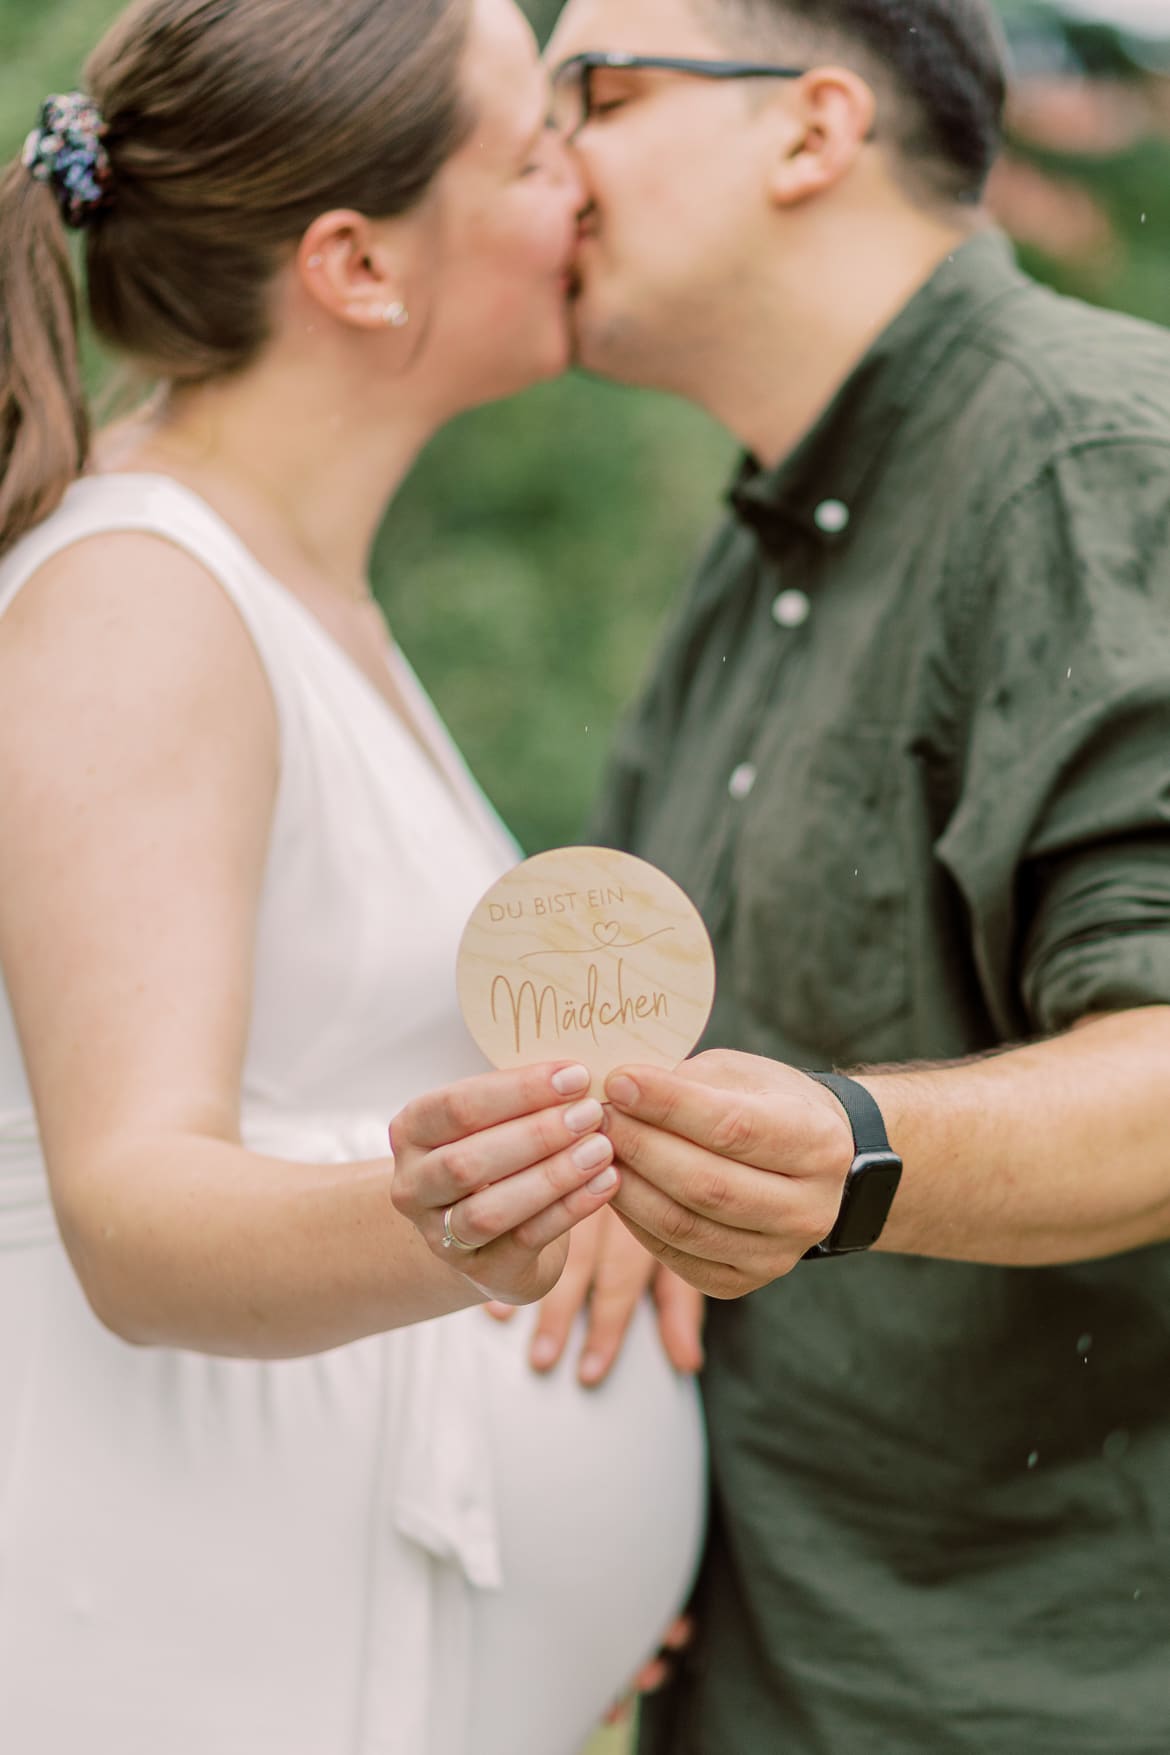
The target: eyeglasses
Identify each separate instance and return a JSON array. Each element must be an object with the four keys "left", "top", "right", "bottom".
[{"left": 549, "top": 51, "right": 809, "bottom": 140}]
